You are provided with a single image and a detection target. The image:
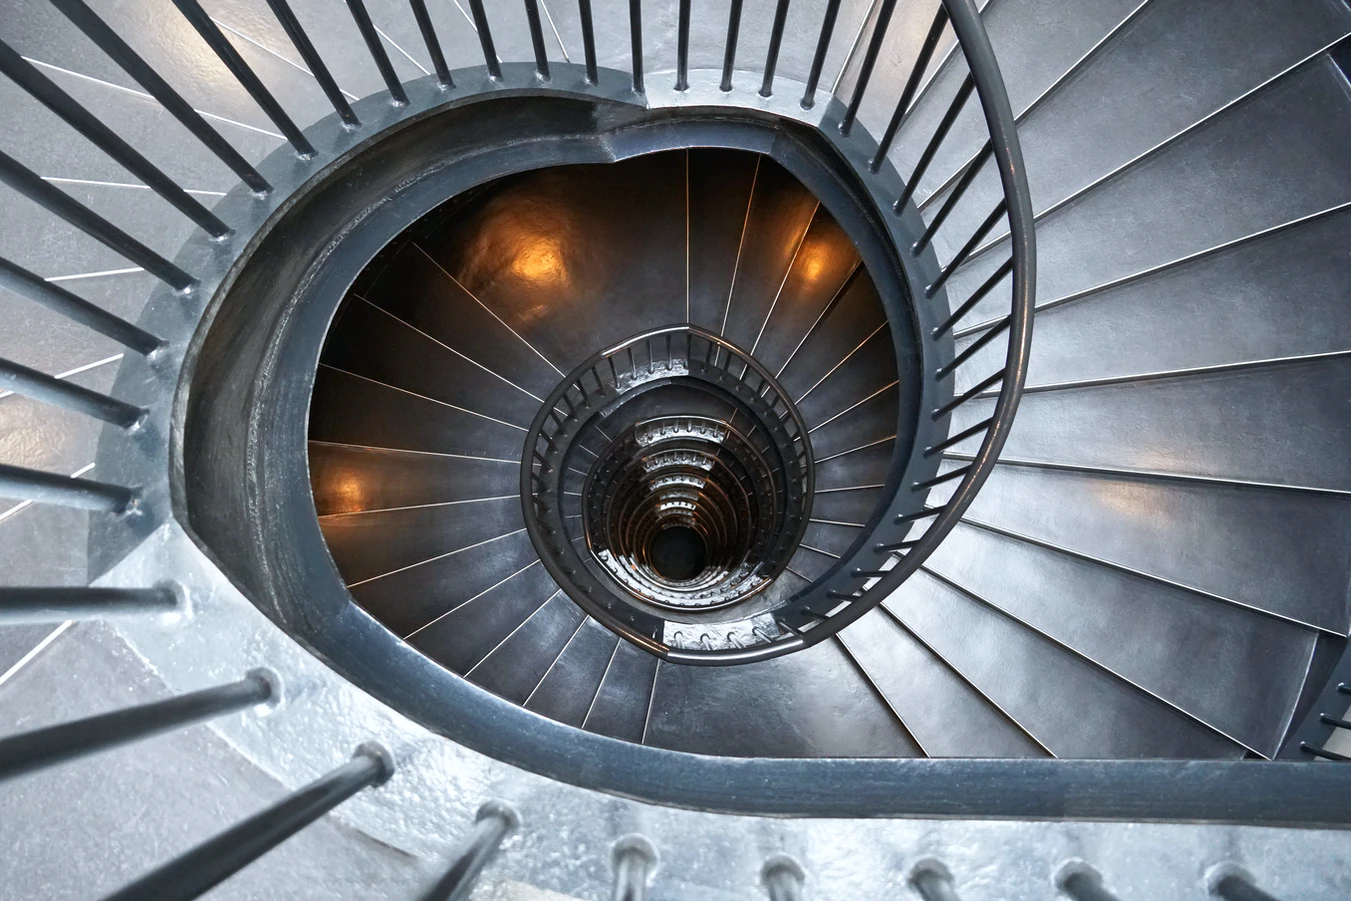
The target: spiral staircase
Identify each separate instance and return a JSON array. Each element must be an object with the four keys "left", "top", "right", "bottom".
[{"left": 2, "top": 0, "right": 1351, "bottom": 898}]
